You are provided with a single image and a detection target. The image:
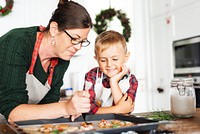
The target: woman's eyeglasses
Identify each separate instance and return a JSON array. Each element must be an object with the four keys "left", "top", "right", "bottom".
[{"left": 63, "top": 30, "right": 90, "bottom": 47}]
